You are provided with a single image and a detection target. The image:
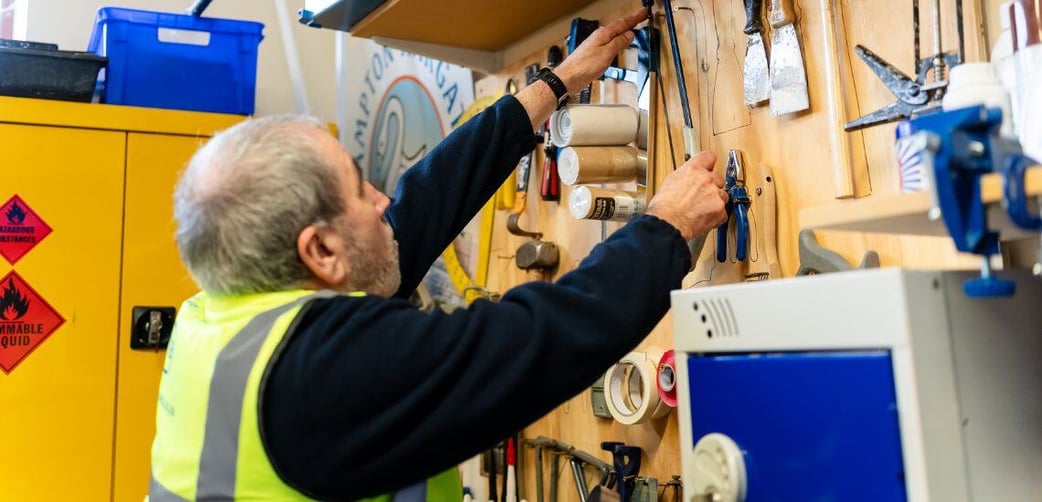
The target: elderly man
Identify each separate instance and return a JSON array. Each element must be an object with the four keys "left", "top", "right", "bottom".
[{"left": 150, "top": 8, "right": 727, "bottom": 501}]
